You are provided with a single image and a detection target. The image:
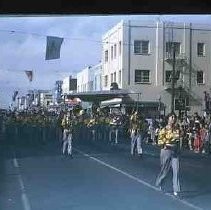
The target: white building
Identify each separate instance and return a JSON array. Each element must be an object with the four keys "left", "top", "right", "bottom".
[
  {"left": 93, "top": 63, "right": 102, "bottom": 91},
  {"left": 62, "top": 76, "right": 77, "bottom": 95},
  {"left": 102, "top": 20, "right": 211, "bottom": 115},
  {"left": 77, "top": 64, "right": 102, "bottom": 93},
  {"left": 39, "top": 90, "right": 53, "bottom": 108}
]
